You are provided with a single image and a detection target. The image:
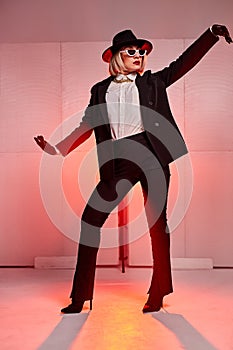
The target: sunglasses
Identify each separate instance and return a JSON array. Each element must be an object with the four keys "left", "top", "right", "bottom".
[{"left": 120, "top": 49, "right": 147, "bottom": 57}]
